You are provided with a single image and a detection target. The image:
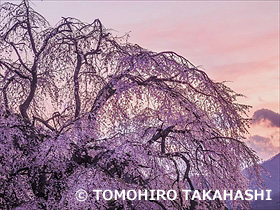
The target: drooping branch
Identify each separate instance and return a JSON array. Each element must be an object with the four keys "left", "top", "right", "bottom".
[
  {"left": 0, "top": 61, "right": 30, "bottom": 80},
  {"left": 9, "top": 42, "right": 30, "bottom": 72},
  {"left": 72, "top": 19, "right": 104, "bottom": 118},
  {"left": 24, "top": 0, "right": 37, "bottom": 55},
  {"left": 73, "top": 52, "right": 82, "bottom": 118}
]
